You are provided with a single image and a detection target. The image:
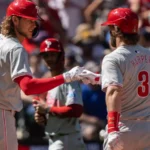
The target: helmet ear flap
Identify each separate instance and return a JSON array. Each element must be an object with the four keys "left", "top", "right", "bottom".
[{"left": 32, "top": 22, "right": 39, "bottom": 38}]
